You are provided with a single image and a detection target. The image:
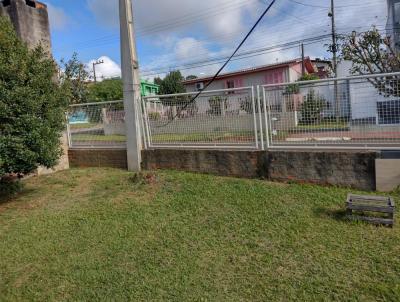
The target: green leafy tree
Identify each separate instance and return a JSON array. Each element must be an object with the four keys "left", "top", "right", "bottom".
[
  {"left": 186, "top": 75, "right": 198, "bottom": 80},
  {"left": 158, "top": 70, "right": 186, "bottom": 95},
  {"left": 60, "top": 52, "right": 91, "bottom": 104},
  {"left": 340, "top": 27, "right": 400, "bottom": 97},
  {"left": 87, "top": 78, "right": 123, "bottom": 102},
  {"left": 0, "top": 17, "right": 68, "bottom": 181},
  {"left": 299, "top": 89, "right": 326, "bottom": 125}
]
